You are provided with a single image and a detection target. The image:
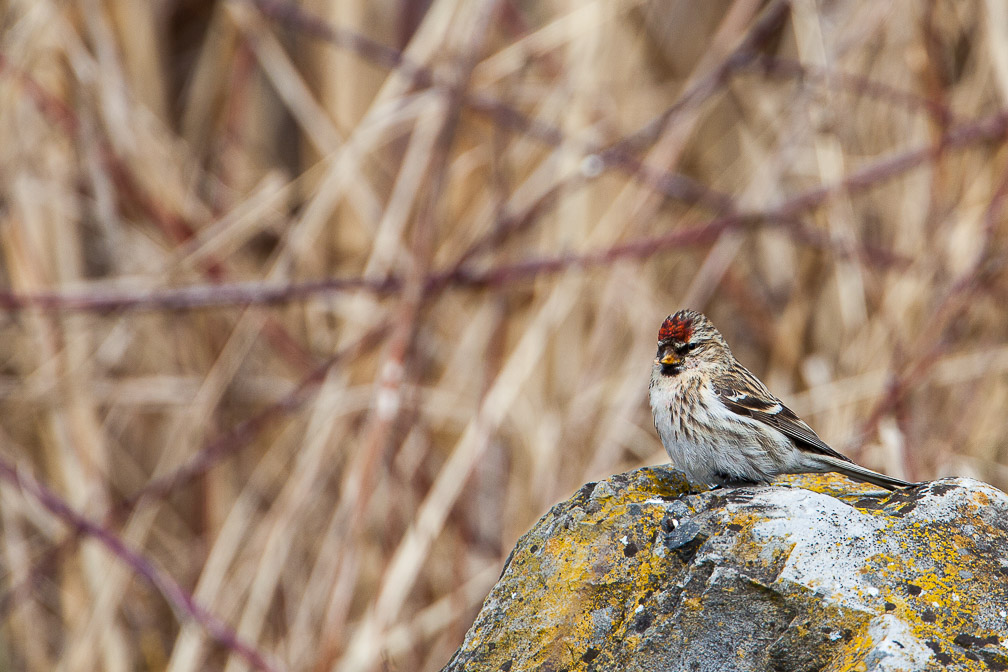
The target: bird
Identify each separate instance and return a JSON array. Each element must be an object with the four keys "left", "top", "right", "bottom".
[{"left": 648, "top": 309, "right": 915, "bottom": 491}]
